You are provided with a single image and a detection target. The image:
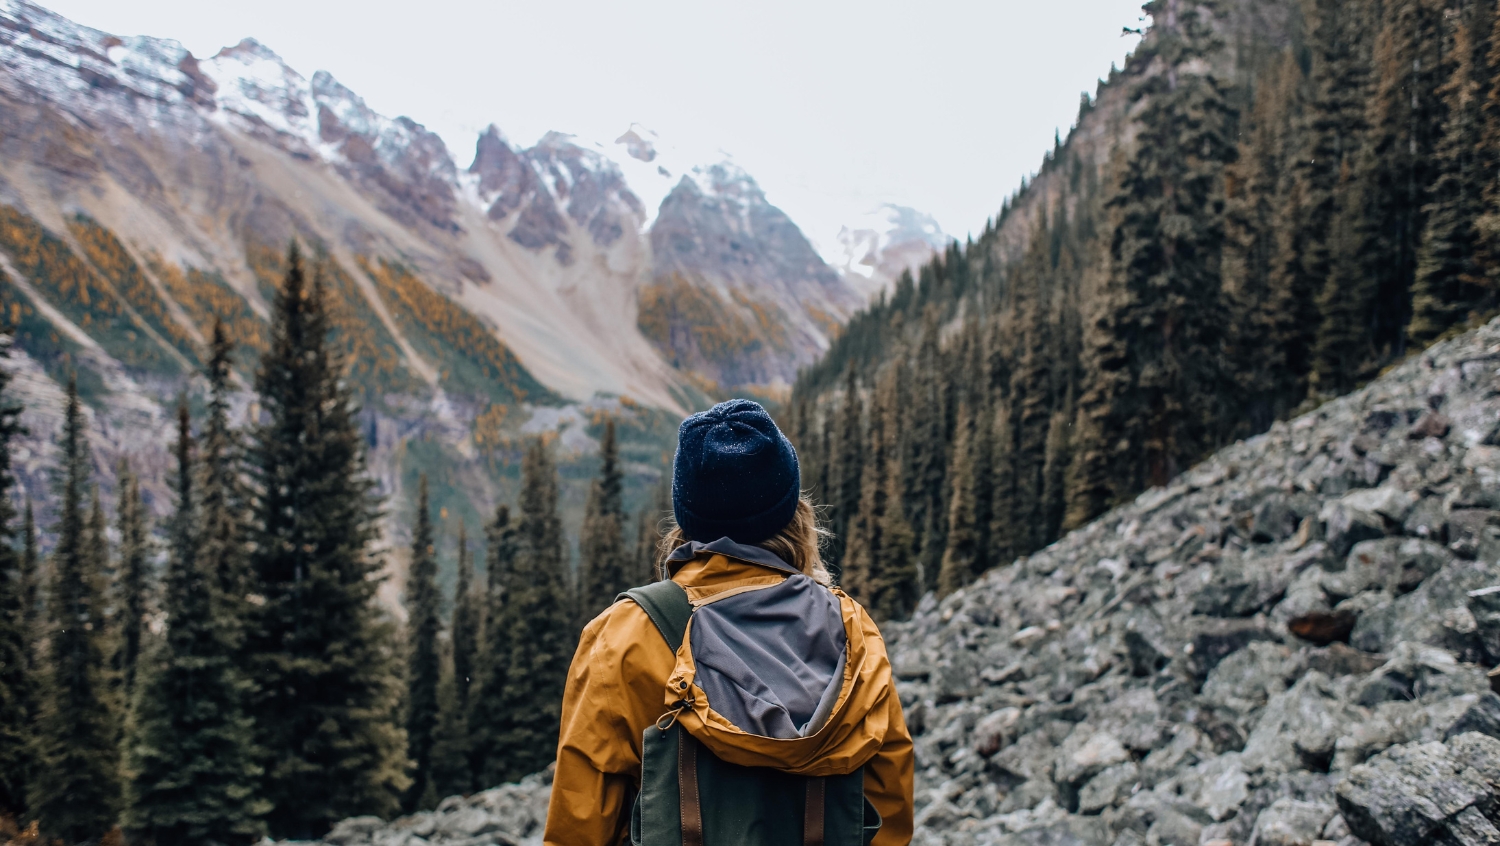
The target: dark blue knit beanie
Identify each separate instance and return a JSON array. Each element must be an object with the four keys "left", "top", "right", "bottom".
[{"left": 672, "top": 399, "right": 800, "bottom": 545}]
